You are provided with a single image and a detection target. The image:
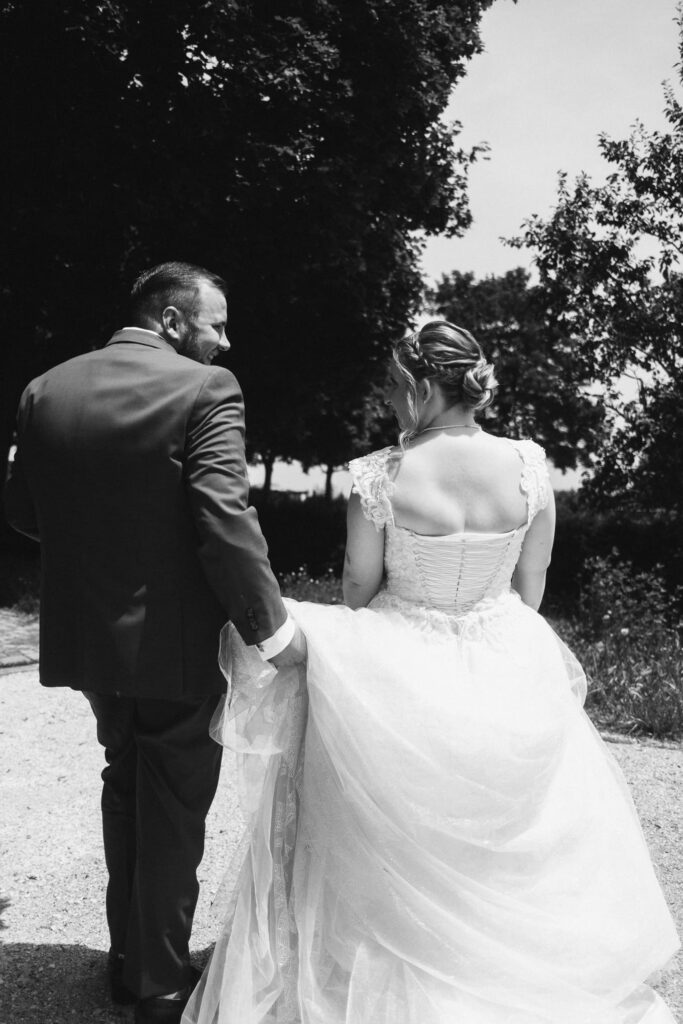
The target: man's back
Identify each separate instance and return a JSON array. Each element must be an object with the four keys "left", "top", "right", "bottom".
[
  {"left": 3, "top": 263, "right": 299, "bottom": 1017},
  {"left": 7, "top": 330, "right": 278, "bottom": 697}
]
